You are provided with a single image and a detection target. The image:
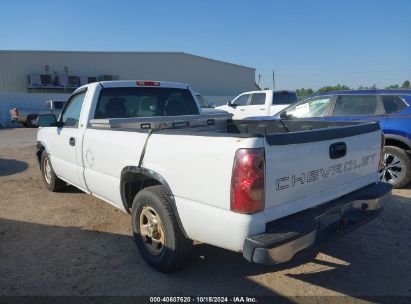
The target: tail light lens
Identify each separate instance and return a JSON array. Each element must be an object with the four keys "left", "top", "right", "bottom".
[
  {"left": 231, "top": 148, "right": 265, "bottom": 214},
  {"left": 136, "top": 80, "right": 160, "bottom": 86},
  {"left": 379, "top": 132, "right": 385, "bottom": 171}
]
